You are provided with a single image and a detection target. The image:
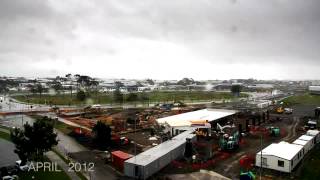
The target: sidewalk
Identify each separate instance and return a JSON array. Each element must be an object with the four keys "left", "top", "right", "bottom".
[{"left": 46, "top": 151, "right": 81, "bottom": 180}]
